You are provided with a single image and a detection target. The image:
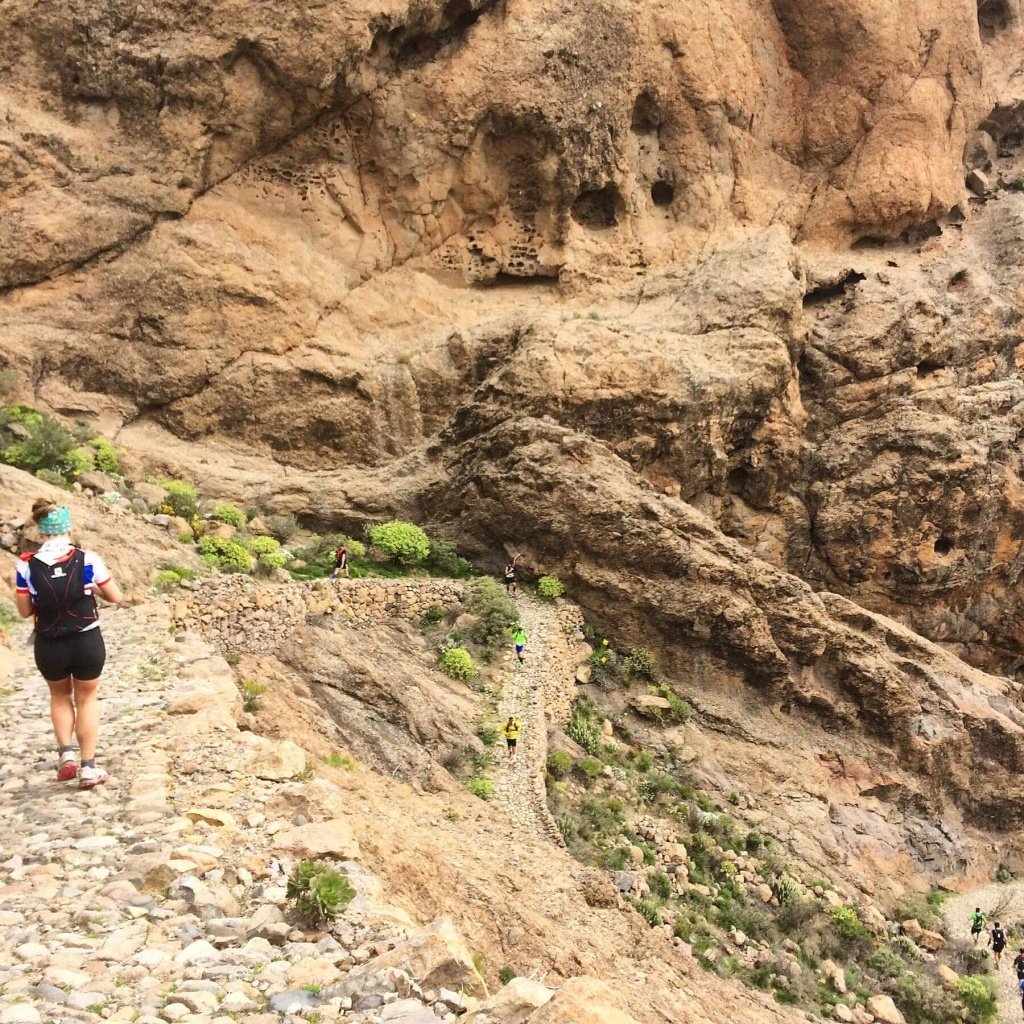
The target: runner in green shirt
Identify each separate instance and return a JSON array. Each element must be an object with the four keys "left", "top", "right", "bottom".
[
  {"left": 970, "top": 907, "right": 987, "bottom": 945},
  {"left": 513, "top": 625, "right": 528, "bottom": 665}
]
